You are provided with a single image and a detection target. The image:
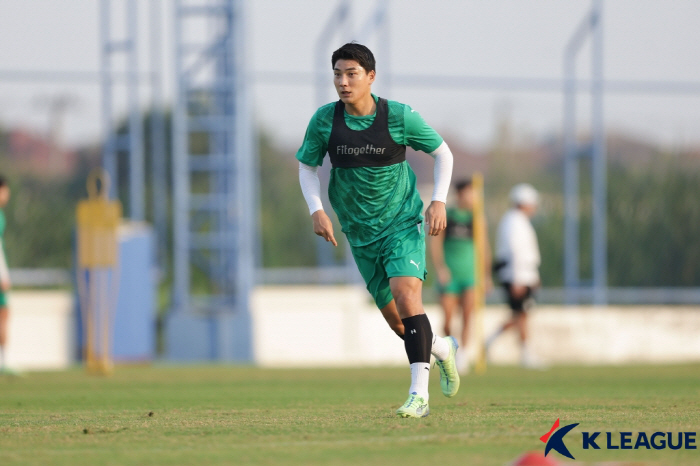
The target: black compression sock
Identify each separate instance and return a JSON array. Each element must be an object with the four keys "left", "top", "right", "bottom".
[{"left": 401, "top": 314, "right": 433, "bottom": 364}]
